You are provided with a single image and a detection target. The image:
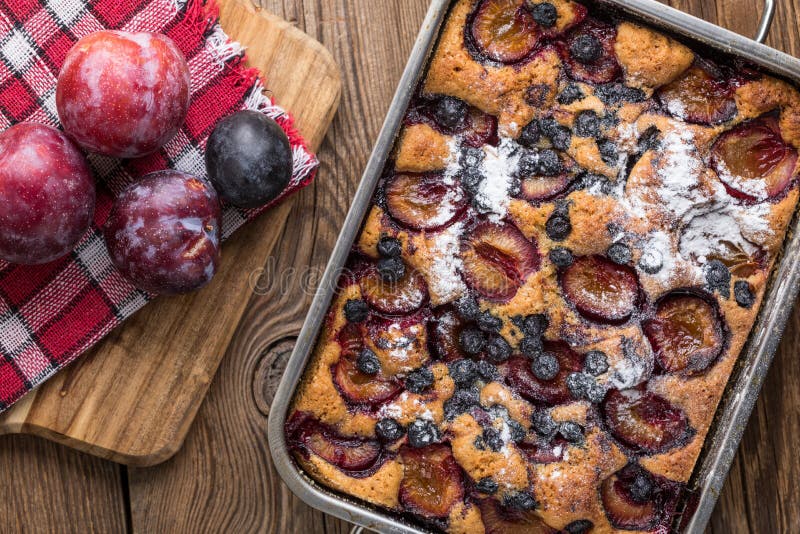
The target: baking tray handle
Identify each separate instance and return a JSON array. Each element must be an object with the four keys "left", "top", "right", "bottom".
[{"left": 755, "top": 0, "right": 776, "bottom": 43}]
